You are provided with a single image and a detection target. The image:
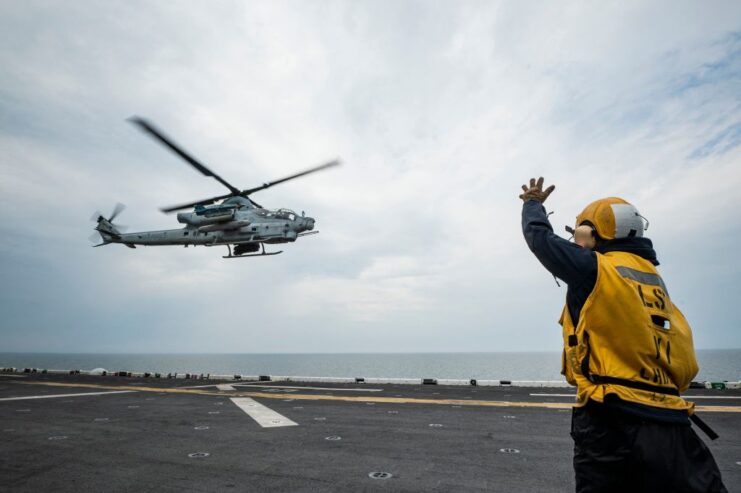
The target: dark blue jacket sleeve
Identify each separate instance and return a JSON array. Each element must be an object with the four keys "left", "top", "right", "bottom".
[{"left": 521, "top": 200, "right": 596, "bottom": 287}]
